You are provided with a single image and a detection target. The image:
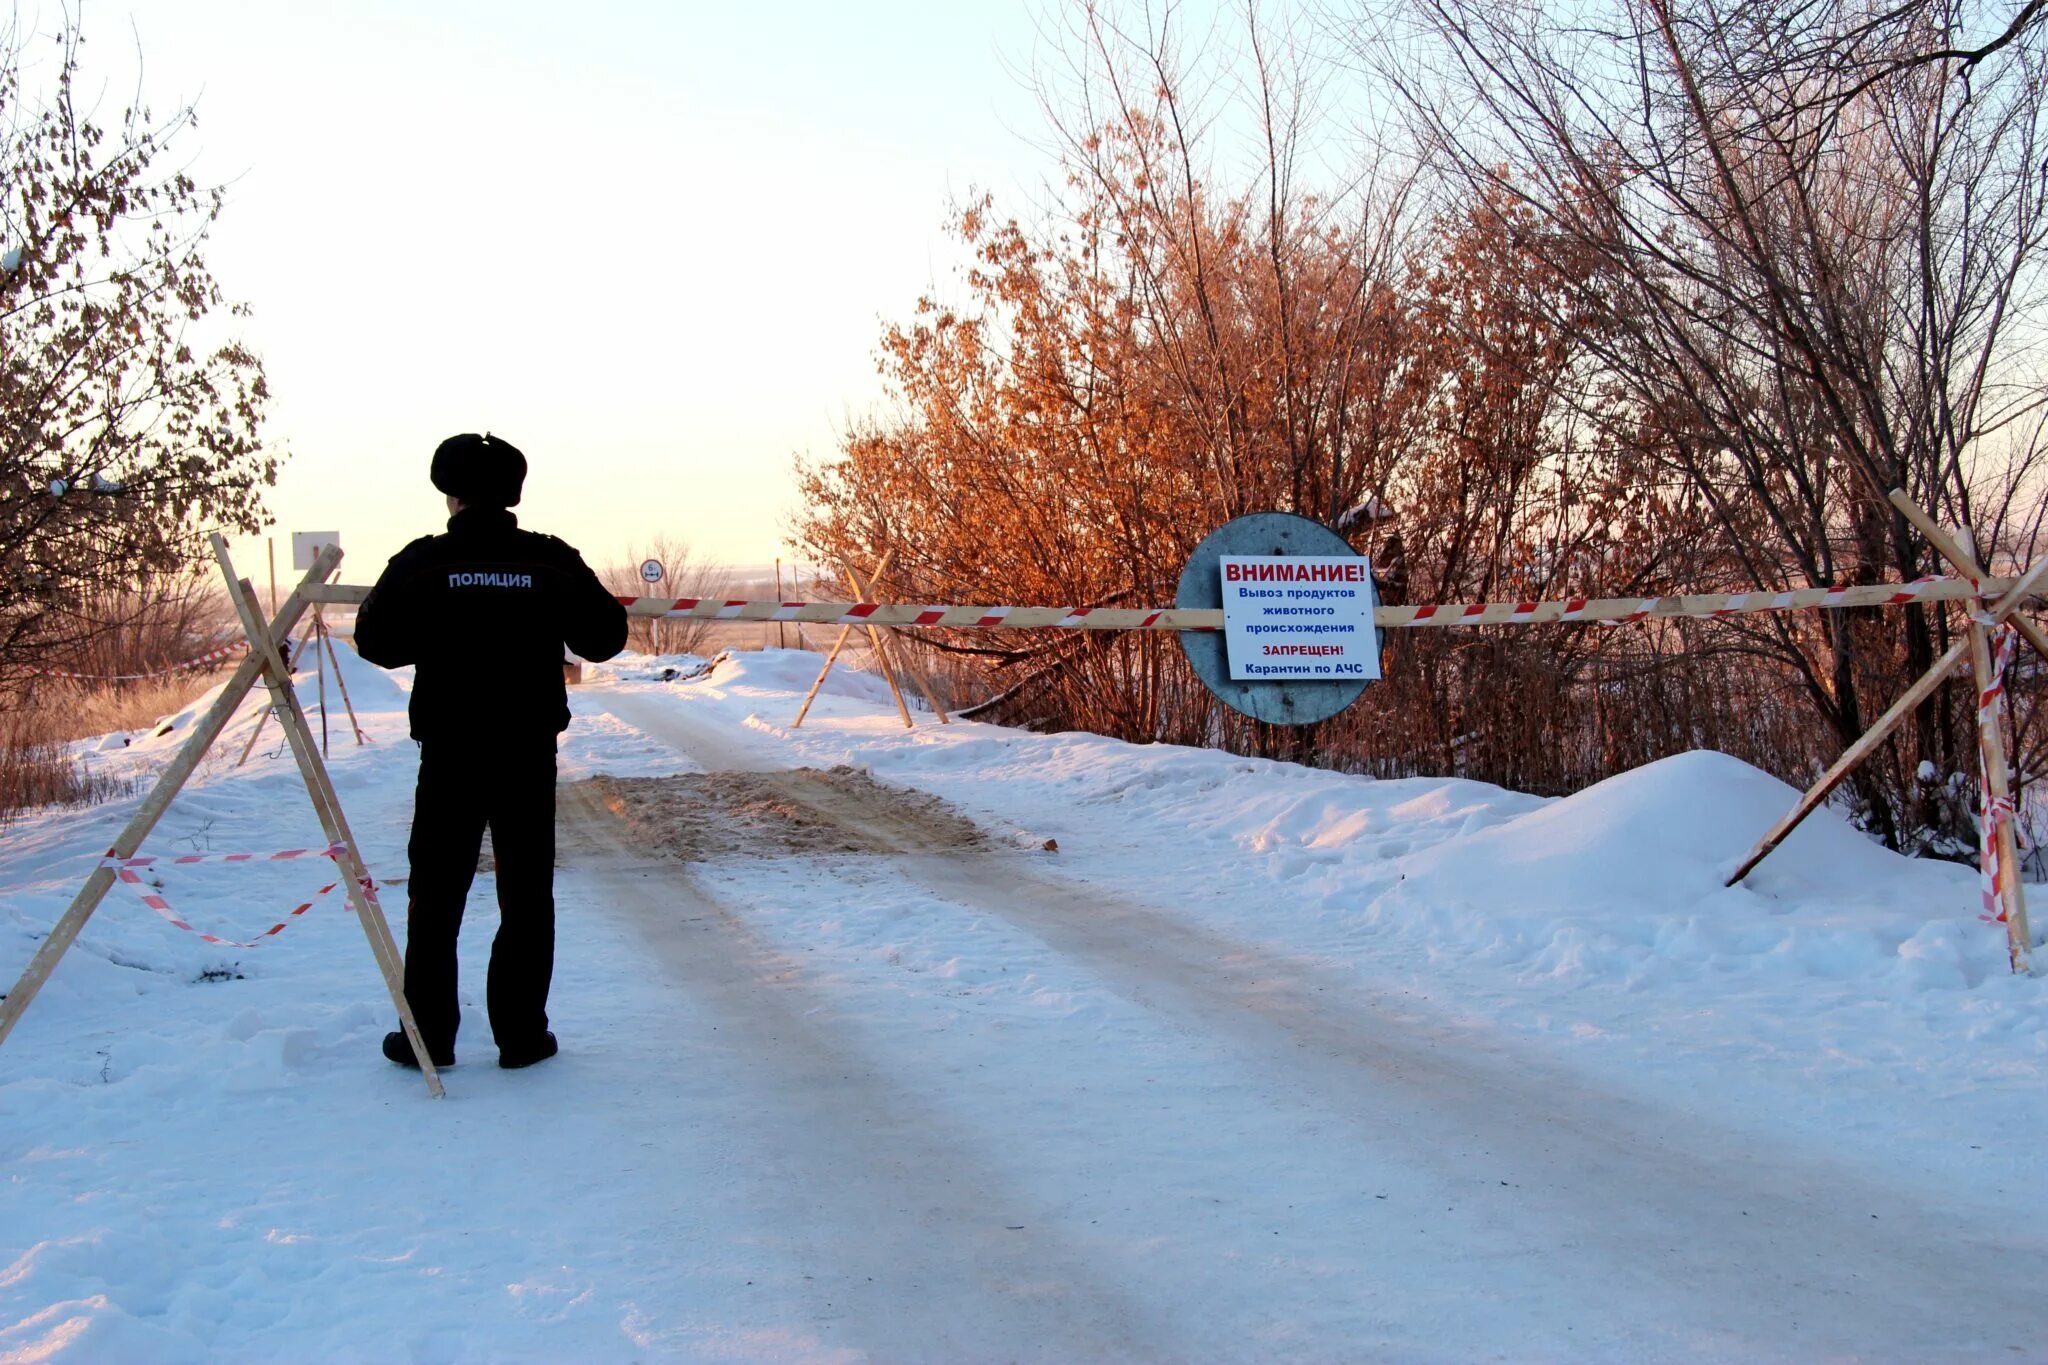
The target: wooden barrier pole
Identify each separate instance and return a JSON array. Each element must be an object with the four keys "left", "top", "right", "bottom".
[
  {"left": 793, "top": 548, "right": 893, "bottom": 729},
  {"left": 208, "top": 536, "right": 444, "bottom": 1096},
  {"left": 838, "top": 556, "right": 914, "bottom": 729},
  {"left": 1950, "top": 526, "right": 2036, "bottom": 974},
  {"left": 0, "top": 547, "right": 341, "bottom": 1051},
  {"left": 890, "top": 638, "right": 952, "bottom": 725},
  {"left": 1729, "top": 554, "right": 2048, "bottom": 887},
  {"left": 1884, "top": 492, "right": 2039, "bottom": 971}
]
